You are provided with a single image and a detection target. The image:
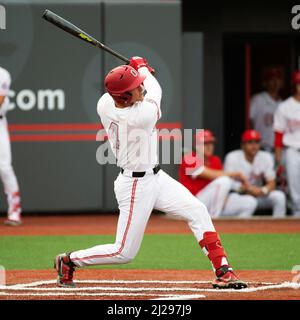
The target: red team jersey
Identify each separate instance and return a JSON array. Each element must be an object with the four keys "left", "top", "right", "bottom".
[{"left": 179, "top": 151, "right": 223, "bottom": 196}]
